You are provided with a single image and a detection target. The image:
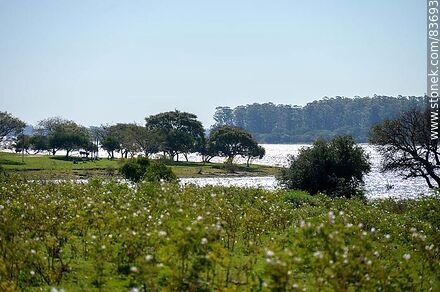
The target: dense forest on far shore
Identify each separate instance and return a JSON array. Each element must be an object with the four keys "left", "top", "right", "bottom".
[{"left": 213, "top": 95, "right": 426, "bottom": 143}]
